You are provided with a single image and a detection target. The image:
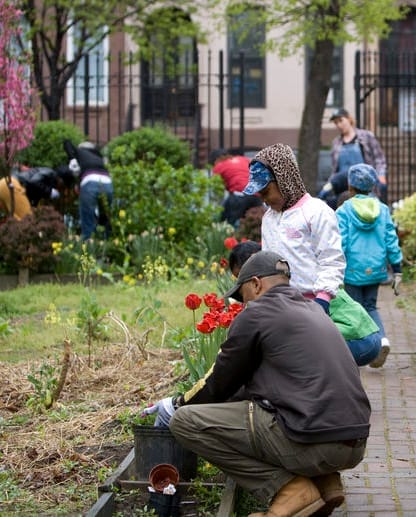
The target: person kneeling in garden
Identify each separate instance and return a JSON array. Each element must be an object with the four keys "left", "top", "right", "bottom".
[
  {"left": 145, "top": 251, "right": 371, "bottom": 517},
  {"left": 228, "top": 240, "right": 382, "bottom": 367}
]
